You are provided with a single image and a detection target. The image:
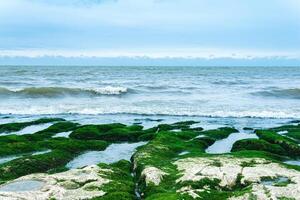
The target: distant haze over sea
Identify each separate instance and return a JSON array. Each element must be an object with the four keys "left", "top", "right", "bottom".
[{"left": 1, "top": 56, "right": 300, "bottom": 67}]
